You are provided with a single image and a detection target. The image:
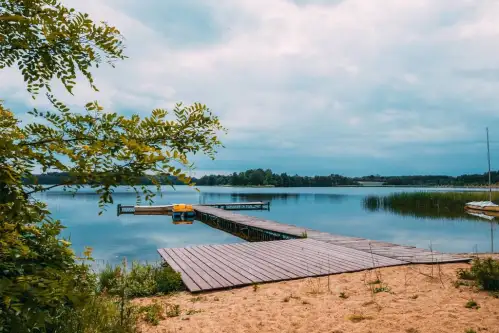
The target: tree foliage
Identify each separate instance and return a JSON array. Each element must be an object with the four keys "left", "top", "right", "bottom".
[
  {"left": 0, "top": 0, "right": 224, "bottom": 331},
  {"left": 0, "top": 0, "right": 125, "bottom": 94},
  {"left": 195, "top": 169, "right": 358, "bottom": 187}
]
